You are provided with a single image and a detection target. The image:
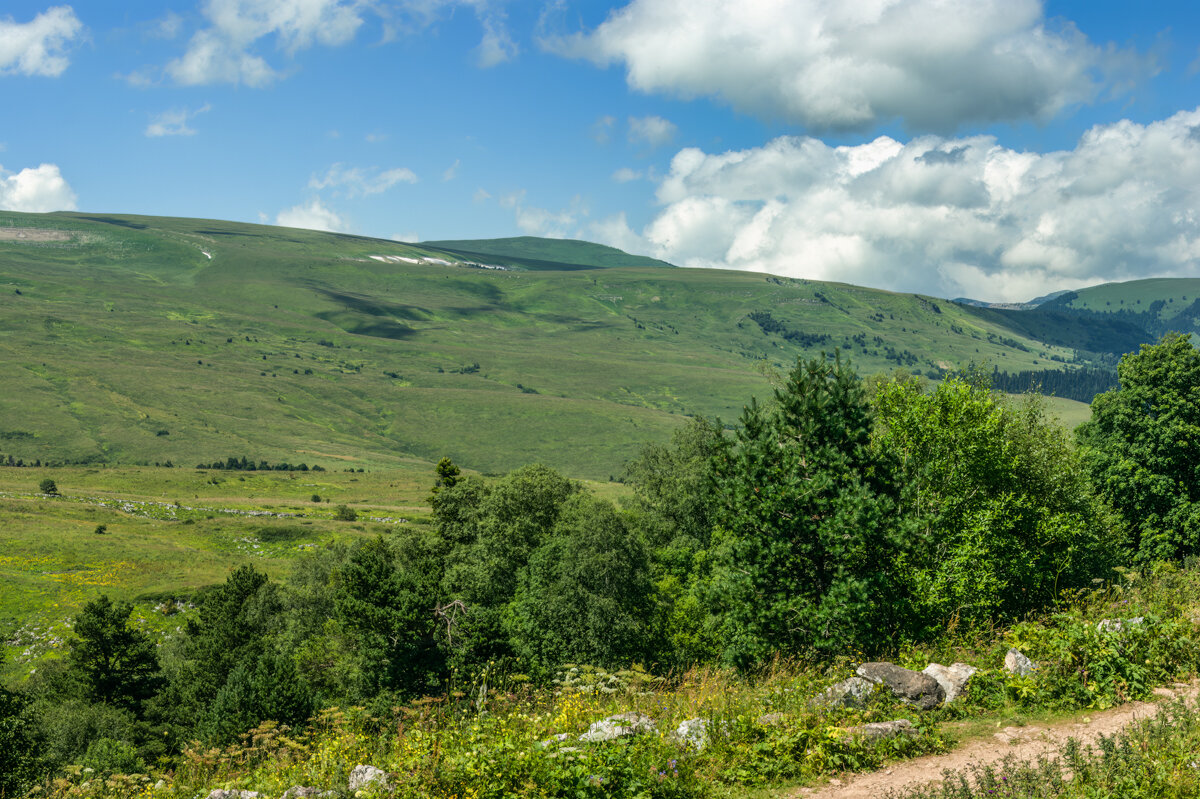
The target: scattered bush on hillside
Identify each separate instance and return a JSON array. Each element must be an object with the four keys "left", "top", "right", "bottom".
[{"left": 39, "top": 477, "right": 58, "bottom": 495}]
